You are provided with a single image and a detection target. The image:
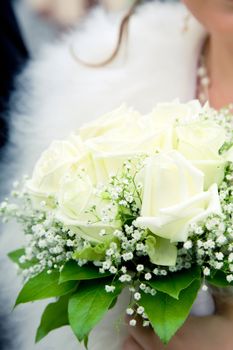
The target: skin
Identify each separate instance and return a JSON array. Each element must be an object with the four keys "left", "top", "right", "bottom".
[
  {"left": 184, "top": 0, "right": 233, "bottom": 109},
  {"left": 124, "top": 1, "right": 233, "bottom": 348},
  {"left": 123, "top": 295, "right": 233, "bottom": 350}
]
